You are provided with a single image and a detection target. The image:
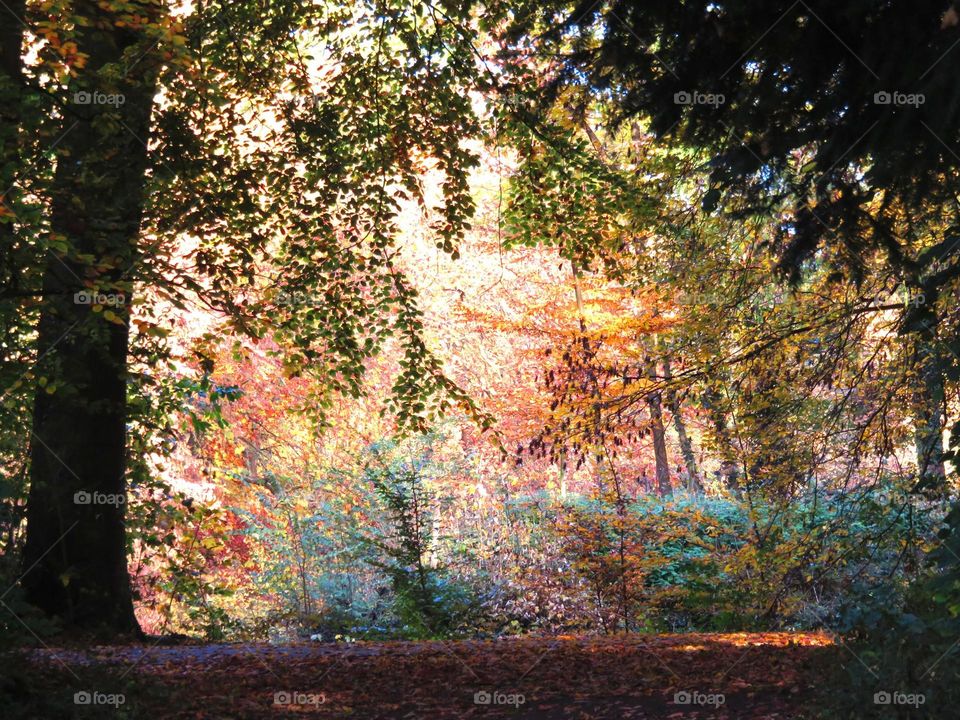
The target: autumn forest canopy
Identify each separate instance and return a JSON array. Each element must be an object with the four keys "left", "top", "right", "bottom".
[{"left": 2, "top": 1, "right": 960, "bottom": 718}]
